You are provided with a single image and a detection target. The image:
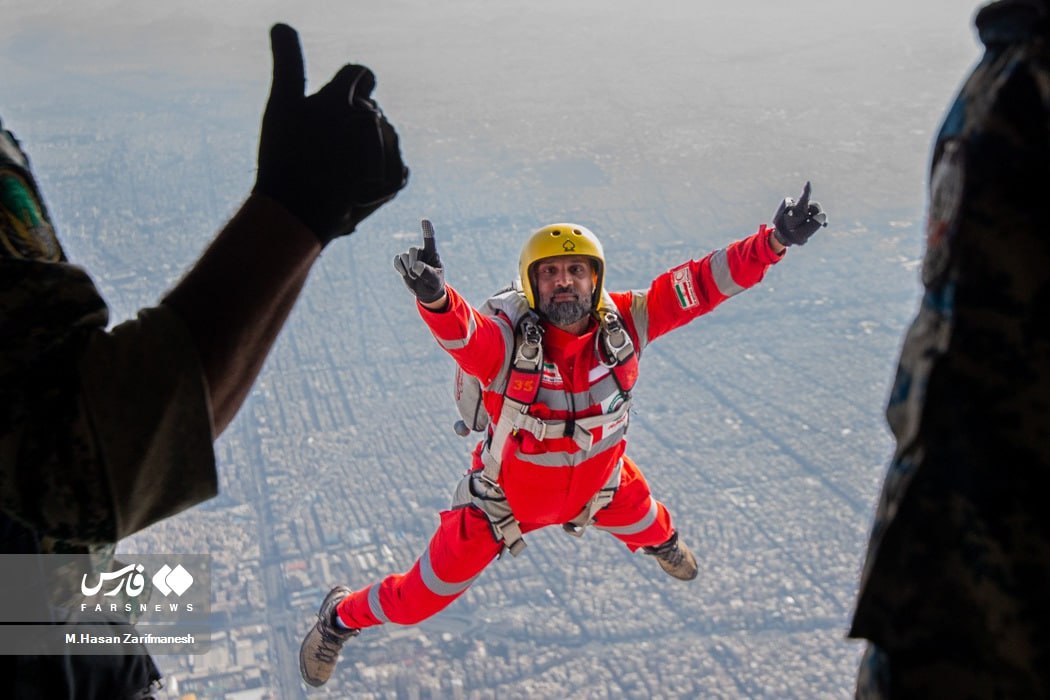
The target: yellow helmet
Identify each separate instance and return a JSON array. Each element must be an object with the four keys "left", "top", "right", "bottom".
[{"left": 518, "top": 223, "right": 605, "bottom": 310}]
